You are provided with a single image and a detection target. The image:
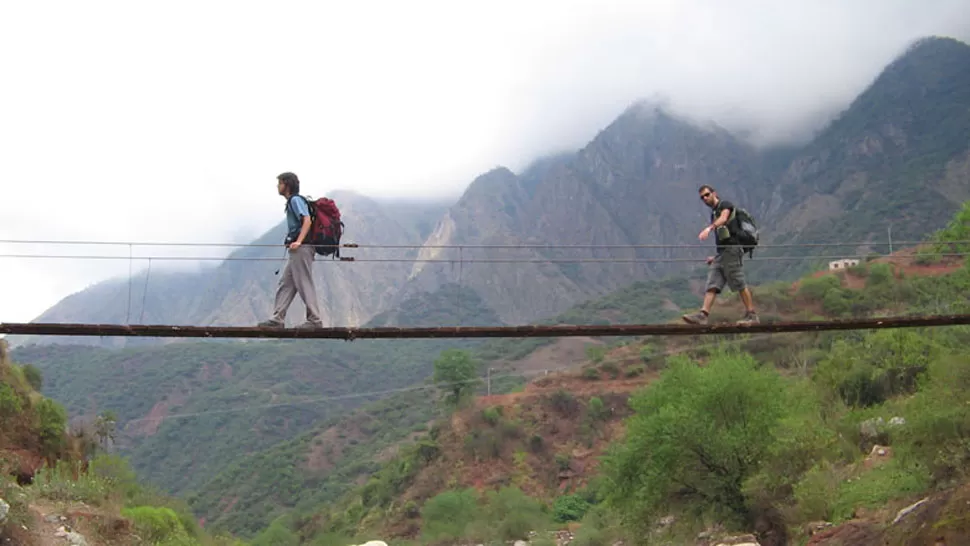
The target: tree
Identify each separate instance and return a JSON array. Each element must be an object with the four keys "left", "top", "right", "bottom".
[
  {"left": 601, "top": 350, "right": 788, "bottom": 533},
  {"left": 94, "top": 410, "right": 118, "bottom": 452},
  {"left": 432, "top": 349, "right": 481, "bottom": 408}
]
